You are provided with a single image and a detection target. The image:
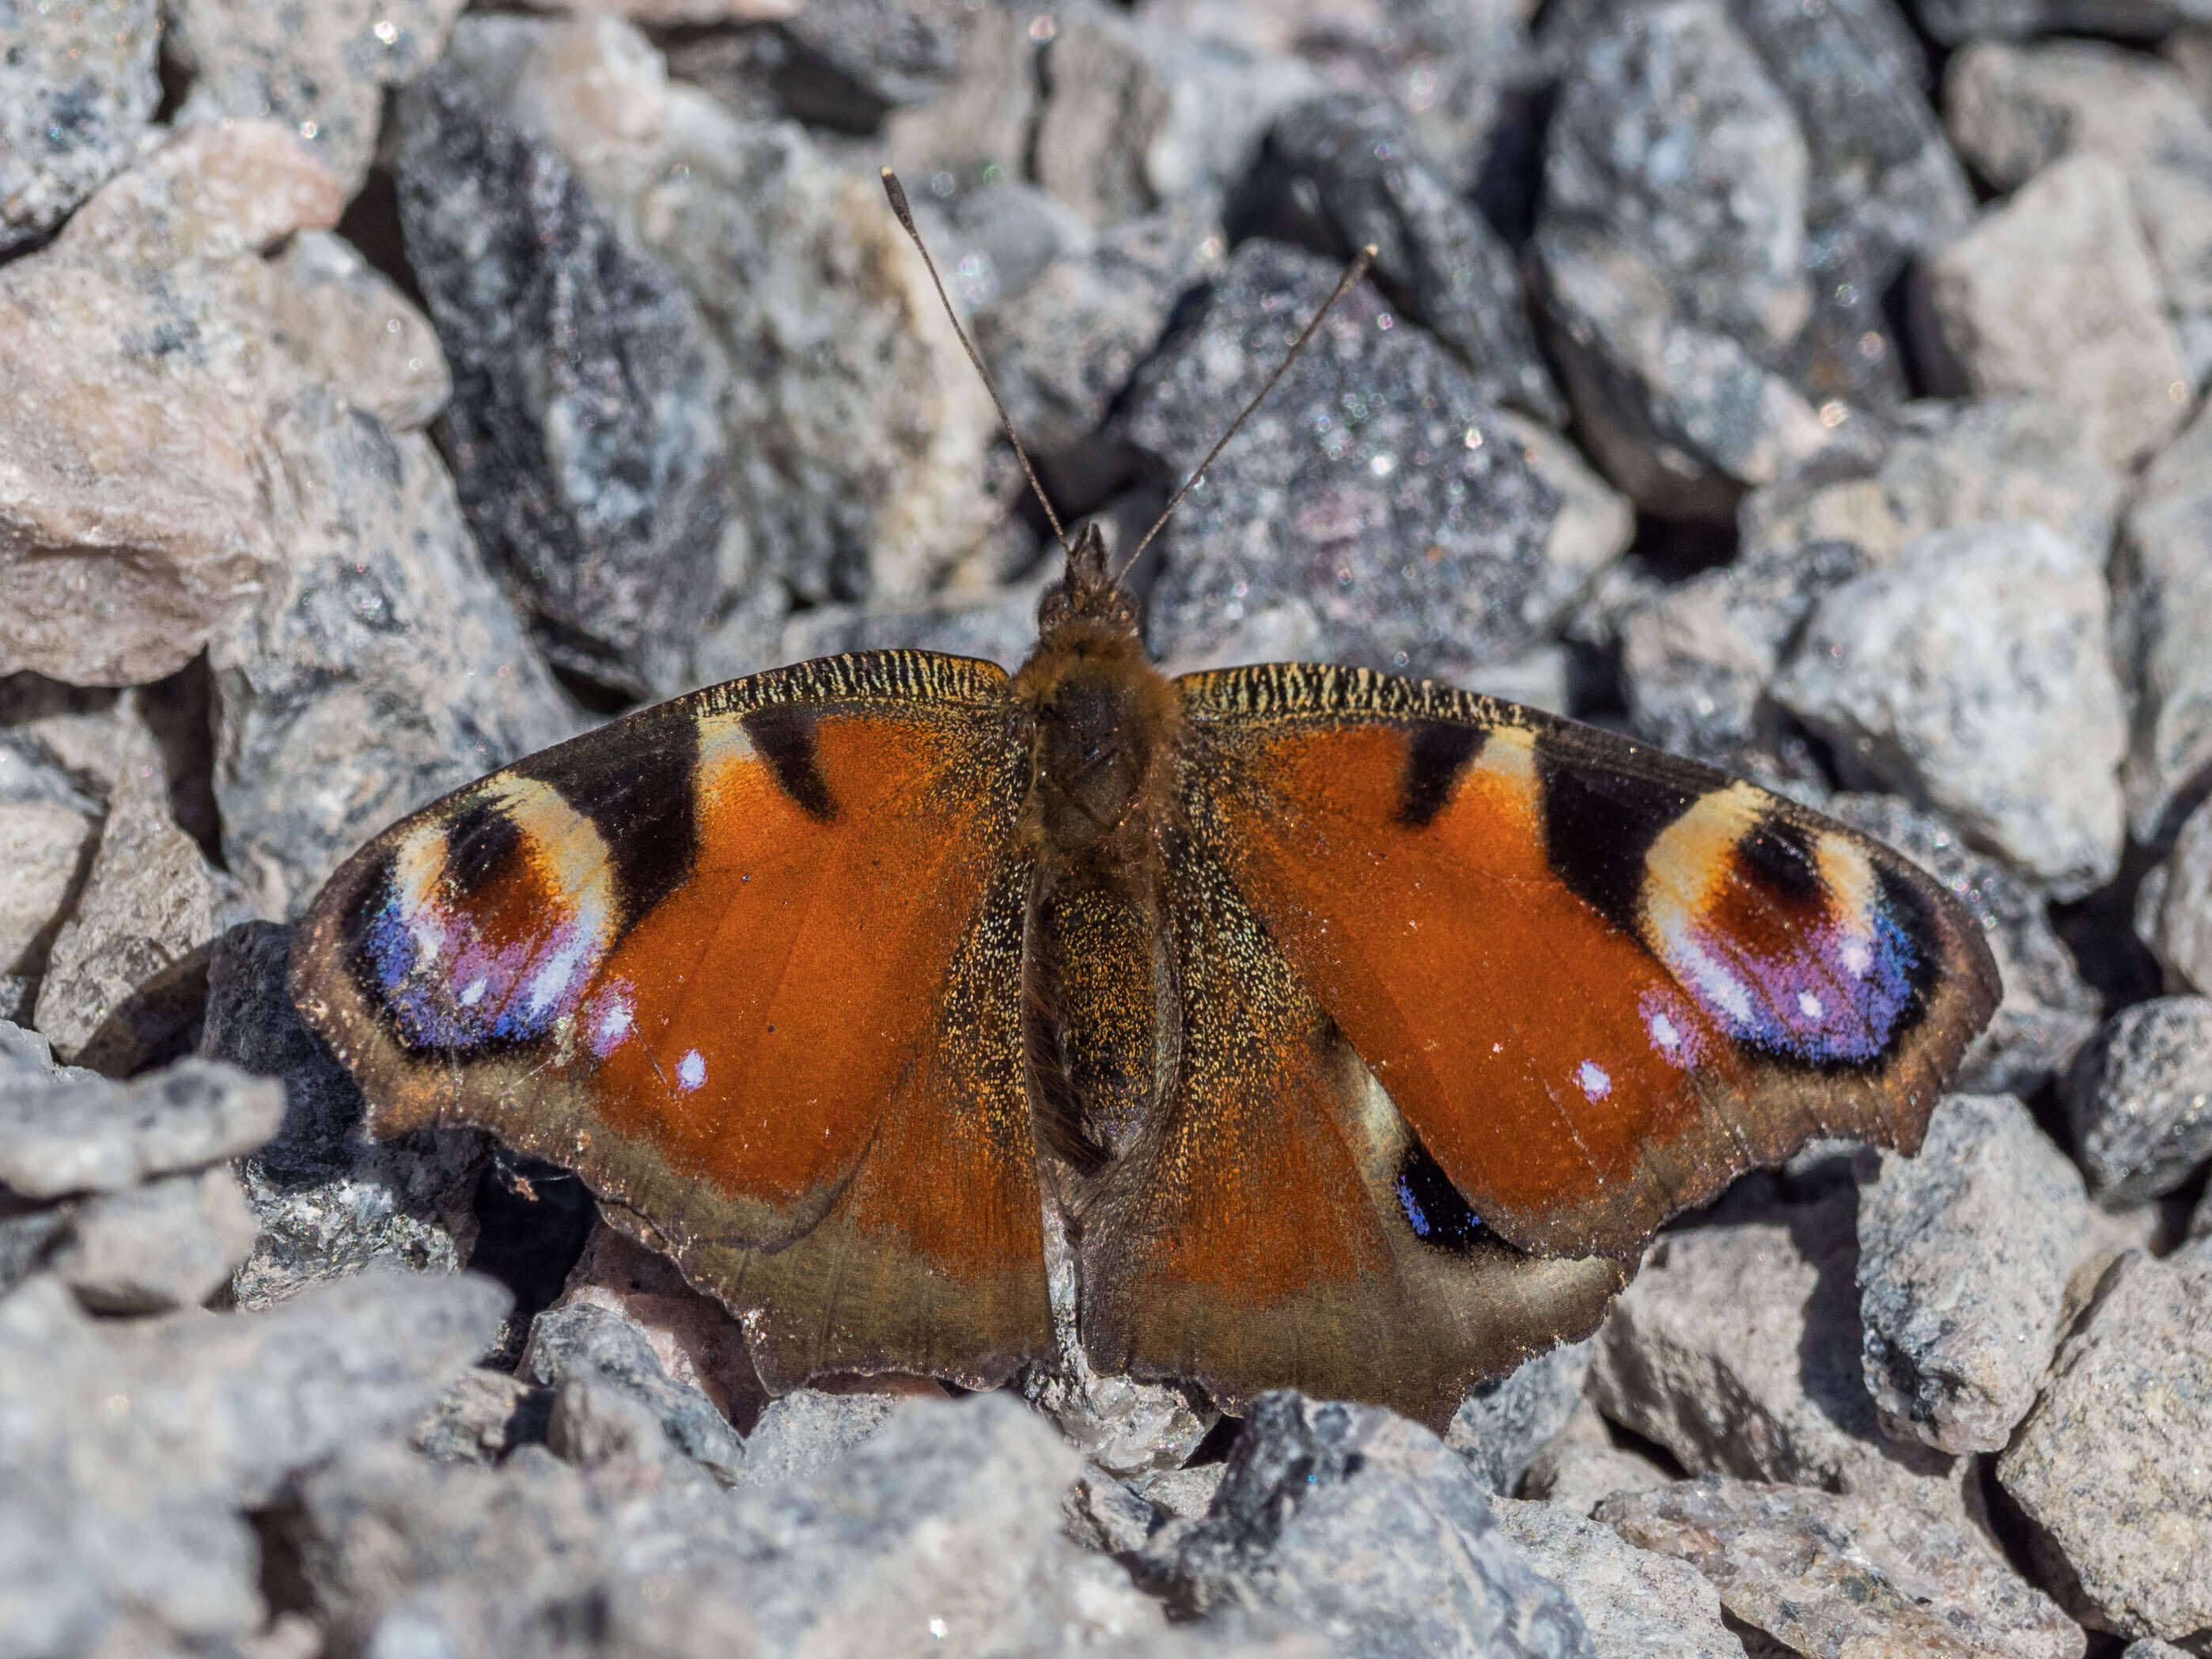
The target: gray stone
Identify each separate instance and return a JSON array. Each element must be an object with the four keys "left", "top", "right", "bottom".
[
  {"left": 1148, "top": 1392, "right": 1597, "bottom": 1658},
  {"left": 2142, "top": 796, "right": 2212, "bottom": 996},
  {"left": 1998, "top": 1242, "right": 2212, "bottom": 1647},
  {"left": 1854, "top": 1093, "right": 2090, "bottom": 1455},
  {"left": 0, "top": 0, "right": 159, "bottom": 254},
  {"left": 2122, "top": 1642, "right": 2196, "bottom": 1659},
  {"left": 1446, "top": 1340, "right": 1593, "bottom": 1498},
  {"left": 0, "top": 1056, "right": 281, "bottom": 1201},
  {"left": 919, "top": 177, "right": 1097, "bottom": 313},
  {"left": 391, "top": 65, "right": 727, "bottom": 700},
  {"left": 1602, "top": 1475, "right": 2084, "bottom": 1659},
  {"left": 1738, "top": 395, "right": 2122, "bottom": 570},
  {"left": 2114, "top": 396, "right": 2212, "bottom": 845},
  {"left": 1518, "top": 1400, "right": 1677, "bottom": 1517},
  {"left": 1910, "top": 0, "right": 2197, "bottom": 44},
  {"left": 1504, "top": 413, "right": 1637, "bottom": 636},
  {"left": 167, "top": 0, "right": 468, "bottom": 195},
  {"left": 411, "top": 1368, "right": 552, "bottom": 1467},
  {"left": 257, "top": 230, "right": 453, "bottom": 434},
  {"left": 1535, "top": 0, "right": 1835, "bottom": 521},
  {"left": 2065, "top": 997, "right": 2212, "bottom": 1209},
  {"left": 1586, "top": 1187, "right": 1962, "bottom": 1512},
  {"left": 0, "top": 739, "right": 99, "bottom": 994},
  {"left": 200, "top": 922, "right": 487, "bottom": 1309},
  {"left": 0, "top": 1269, "right": 508, "bottom": 1657},
  {"left": 521, "top": 1301, "right": 746, "bottom": 1487},
  {"left": 1945, "top": 41, "right": 2212, "bottom": 384},
  {"left": 31, "top": 769, "right": 256, "bottom": 1072},
  {"left": 1490, "top": 1497, "right": 1740, "bottom": 1659},
  {"left": 881, "top": 3, "right": 1039, "bottom": 187},
  {"left": 1121, "top": 240, "right": 1561, "bottom": 684},
  {"left": 978, "top": 192, "right": 1226, "bottom": 455},
  {"left": 1771, "top": 520, "right": 2127, "bottom": 899},
  {"left": 55, "top": 1165, "right": 259, "bottom": 1314},
  {"left": 0, "top": 123, "right": 346, "bottom": 687},
  {"left": 1914, "top": 153, "right": 2191, "bottom": 474},
  {"left": 771, "top": 573, "right": 1055, "bottom": 680},
  {"left": 208, "top": 388, "right": 575, "bottom": 919},
  {"left": 1825, "top": 794, "right": 2100, "bottom": 1094},
  {"left": 735, "top": 1388, "right": 900, "bottom": 1488},
  {"left": 1618, "top": 536, "right": 1867, "bottom": 768},
  {"left": 1249, "top": 93, "right": 1564, "bottom": 421},
  {"left": 1031, "top": 2, "right": 1321, "bottom": 229}
]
